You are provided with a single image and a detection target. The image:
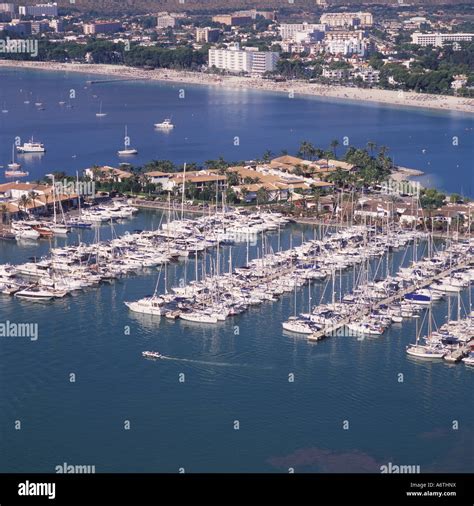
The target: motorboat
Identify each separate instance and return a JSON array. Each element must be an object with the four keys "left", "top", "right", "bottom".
[
  {"left": 17, "top": 137, "right": 46, "bottom": 153},
  {"left": 142, "top": 351, "right": 163, "bottom": 359},
  {"left": 125, "top": 297, "right": 163, "bottom": 316},
  {"left": 406, "top": 344, "right": 446, "bottom": 359},
  {"left": 154, "top": 118, "right": 174, "bottom": 130}
]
